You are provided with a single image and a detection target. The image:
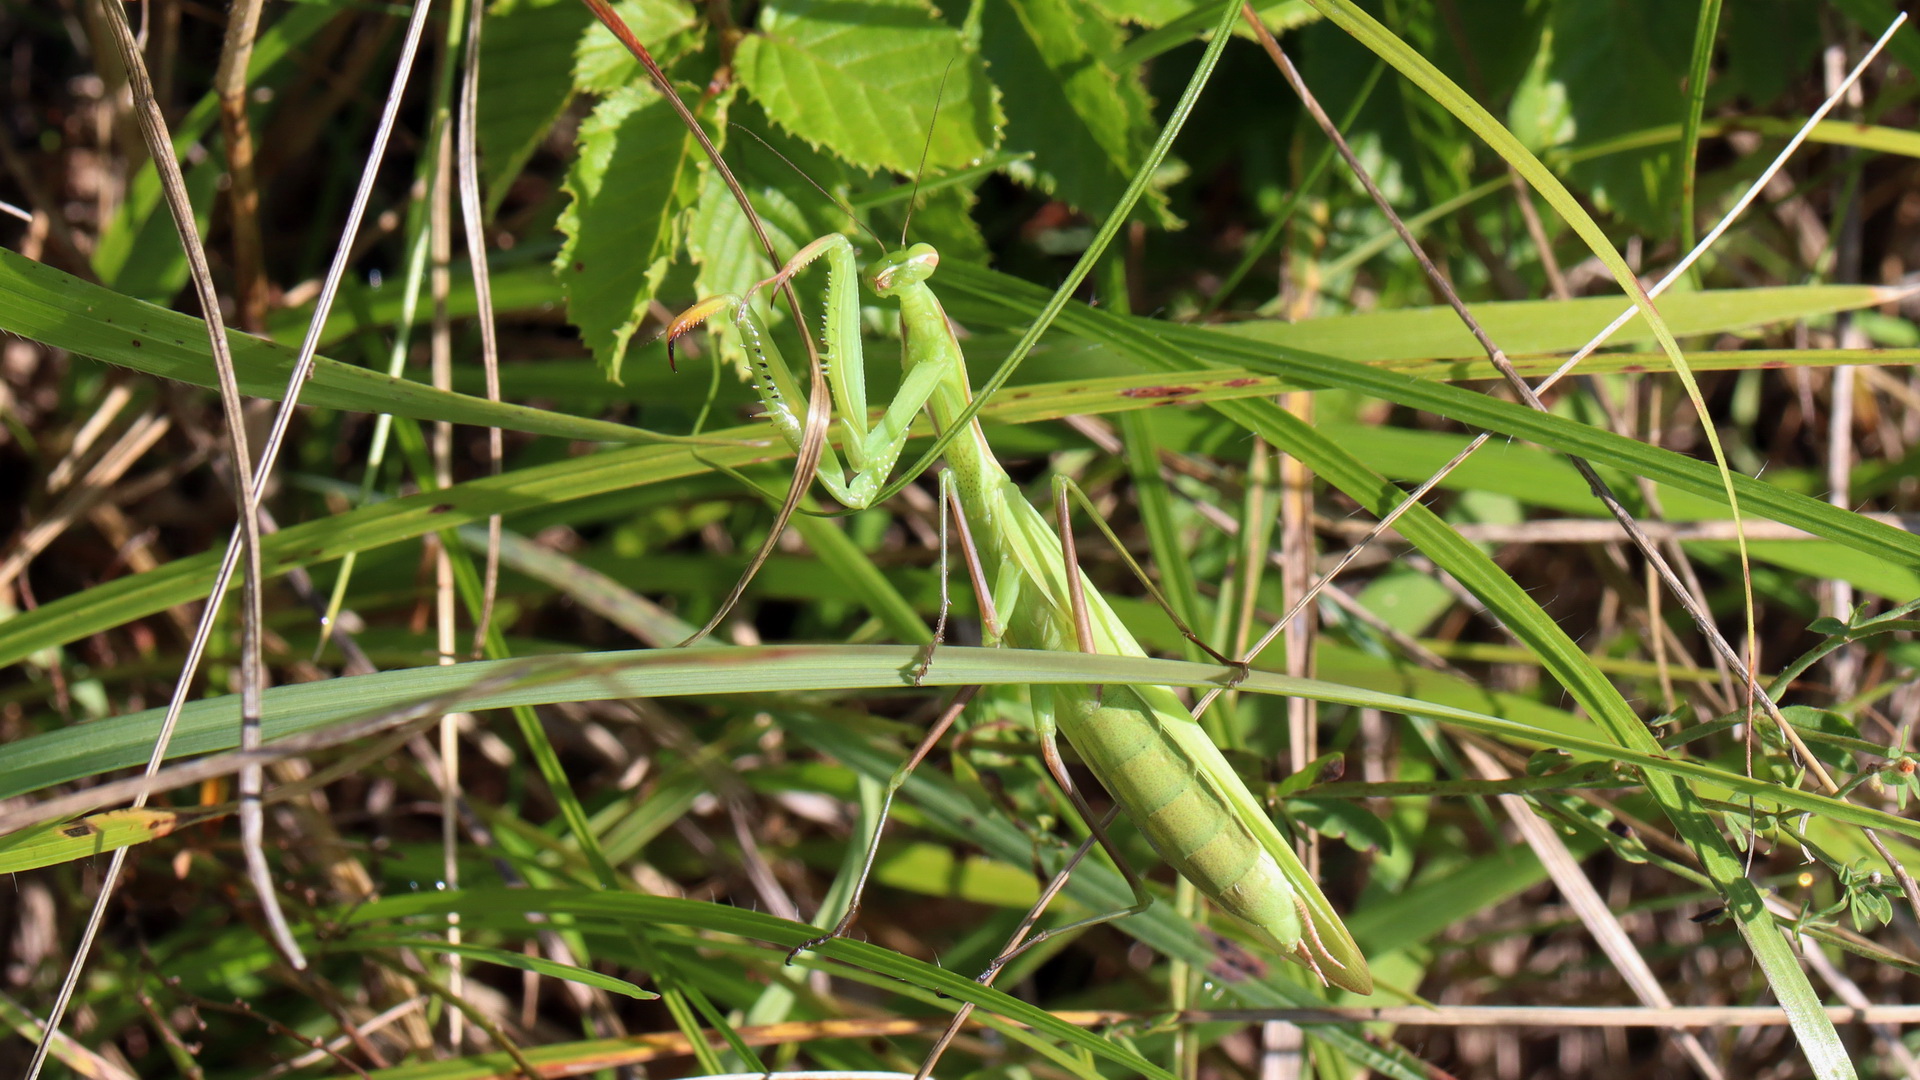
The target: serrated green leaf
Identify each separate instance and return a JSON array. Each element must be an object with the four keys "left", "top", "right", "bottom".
[
  {"left": 1080, "top": 0, "right": 1192, "bottom": 27},
  {"left": 477, "top": 0, "right": 593, "bottom": 208},
  {"left": 685, "top": 107, "right": 848, "bottom": 300},
  {"left": 556, "top": 86, "right": 703, "bottom": 381},
  {"left": 978, "top": 0, "right": 1162, "bottom": 218},
  {"left": 737, "top": 0, "right": 1004, "bottom": 174},
  {"left": 573, "top": 0, "right": 700, "bottom": 94},
  {"left": 682, "top": 102, "right": 853, "bottom": 373}
]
